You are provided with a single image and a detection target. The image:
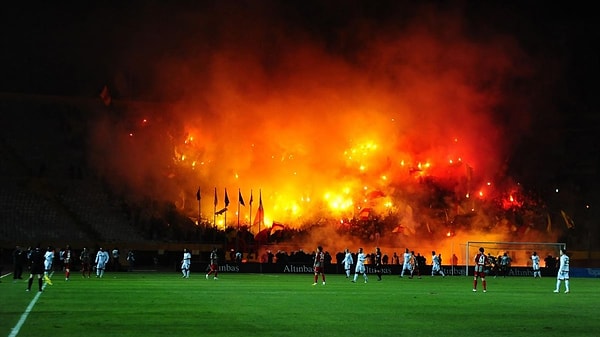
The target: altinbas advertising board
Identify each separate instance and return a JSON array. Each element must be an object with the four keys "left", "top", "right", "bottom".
[{"left": 191, "top": 263, "right": 600, "bottom": 278}]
